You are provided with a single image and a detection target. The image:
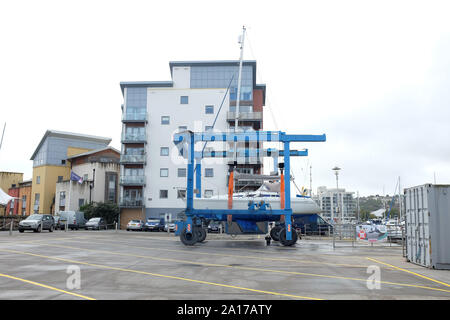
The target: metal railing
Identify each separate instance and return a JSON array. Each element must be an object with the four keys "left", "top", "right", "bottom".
[
  {"left": 122, "top": 113, "right": 147, "bottom": 122},
  {"left": 120, "top": 154, "right": 146, "bottom": 163},
  {"left": 227, "top": 111, "right": 262, "bottom": 121},
  {"left": 119, "top": 175, "right": 146, "bottom": 185},
  {"left": 119, "top": 198, "right": 144, "bottom": 207},
  {"left": 121, "top": 132, "right": 147, "bottom": 143}
]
